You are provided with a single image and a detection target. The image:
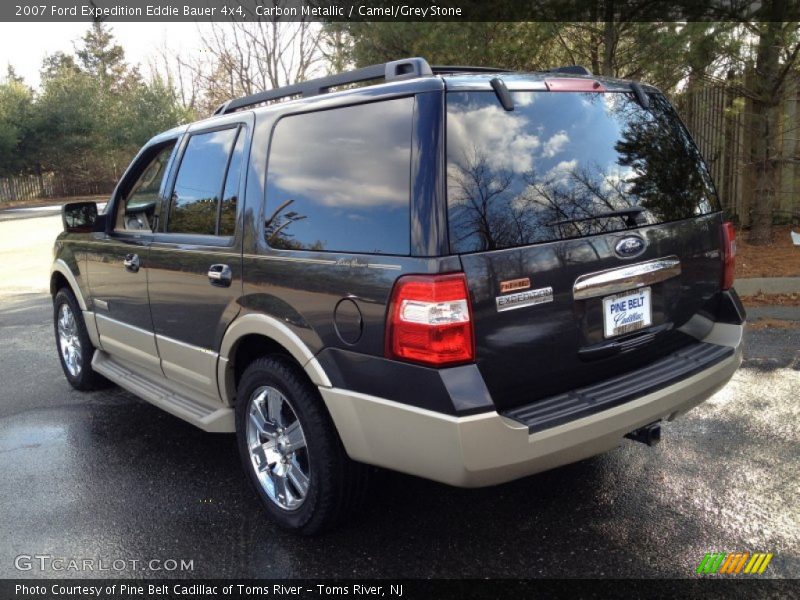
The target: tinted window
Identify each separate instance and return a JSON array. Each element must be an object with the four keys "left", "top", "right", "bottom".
[
  {"left": 116, "top": 141, "right": 175, "bottom": 232},
  {"left": 220, "top": 129, "right": 245, "bottom": 236},
  {"left": 265, "top": 98, "right": 413, "bottom": 254},
  {"left": 169, "top": 128, "right": 239, "bottom": 235},
  {"left": 446, "top": 91, "right": 719, "bottom": 253}
]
